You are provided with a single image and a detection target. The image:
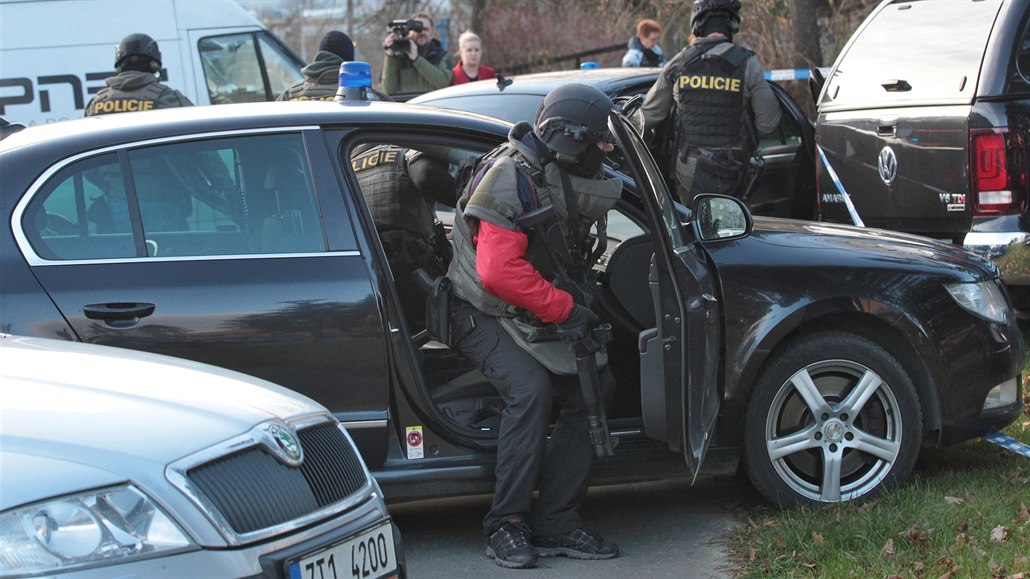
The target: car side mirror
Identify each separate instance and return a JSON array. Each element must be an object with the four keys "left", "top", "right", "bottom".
[{"left": 692, "top": 194, "right": 753, "bottom": 242}]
